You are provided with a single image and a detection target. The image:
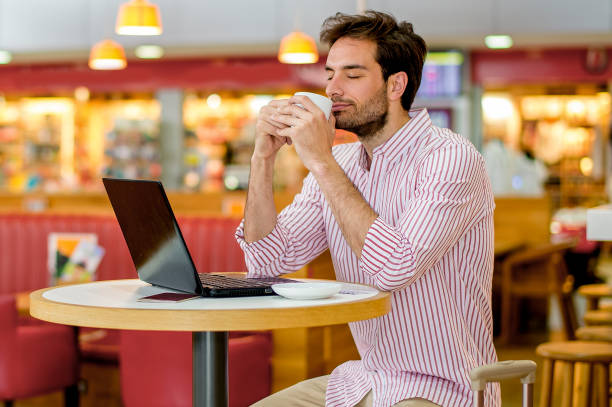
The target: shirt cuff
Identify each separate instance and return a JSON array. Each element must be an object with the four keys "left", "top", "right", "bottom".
[
  {"left": 235, "top": 219, "right": 290, "bottom": 261},
  {"left": 360, "top": 217, "right": 402, "bottom": 276}
]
